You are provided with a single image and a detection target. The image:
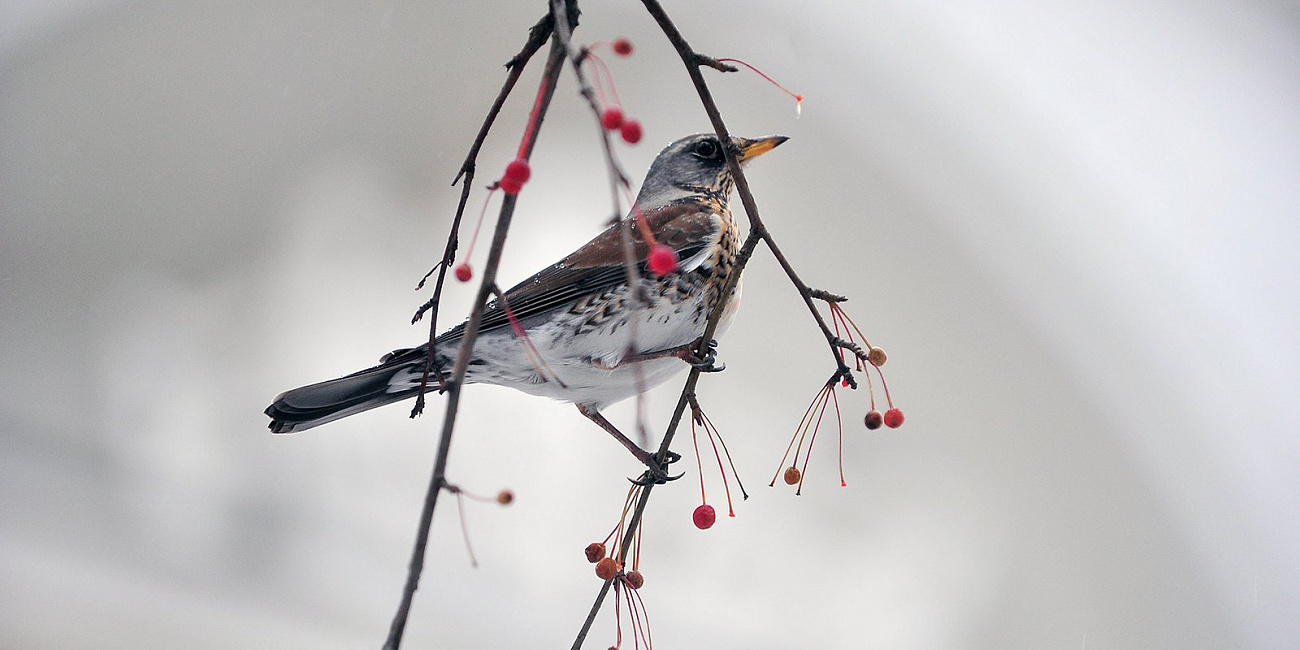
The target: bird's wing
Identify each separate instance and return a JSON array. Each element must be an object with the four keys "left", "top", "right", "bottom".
[{"left": 437, "top": 199, "right": 723, "bottom": 343}]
